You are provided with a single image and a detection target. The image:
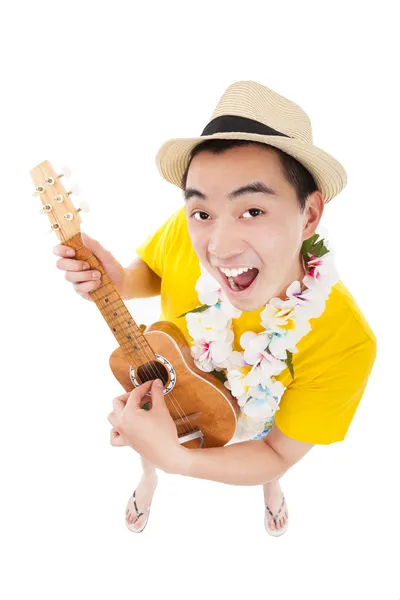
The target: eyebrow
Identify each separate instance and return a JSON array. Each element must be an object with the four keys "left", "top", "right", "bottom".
[{"left": 183, "top": 181, "right": 278, "bottom": 202}]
